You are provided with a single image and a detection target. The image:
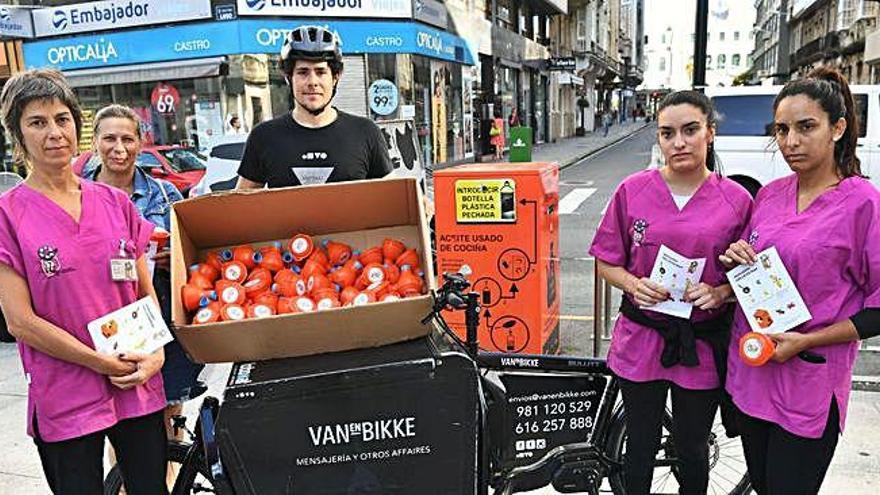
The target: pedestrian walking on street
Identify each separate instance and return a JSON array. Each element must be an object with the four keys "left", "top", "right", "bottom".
[
  {"left": 82, "top": 105, "right": 206, "bottom": 447},
  {"left": 722, "top": 67, "right": 880, "bottom": 495},
  {"left": 236, "top": 25, "right": 391, "bottom": 190},
  {"left": 590, "top": 90, "right": 753, "bottom": 494},
  {"left": 602, "top": 111, "right": 612, "bottom": 137},
  {"left": 0, "top": 69, "right": 168, "bottom": 495}
]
